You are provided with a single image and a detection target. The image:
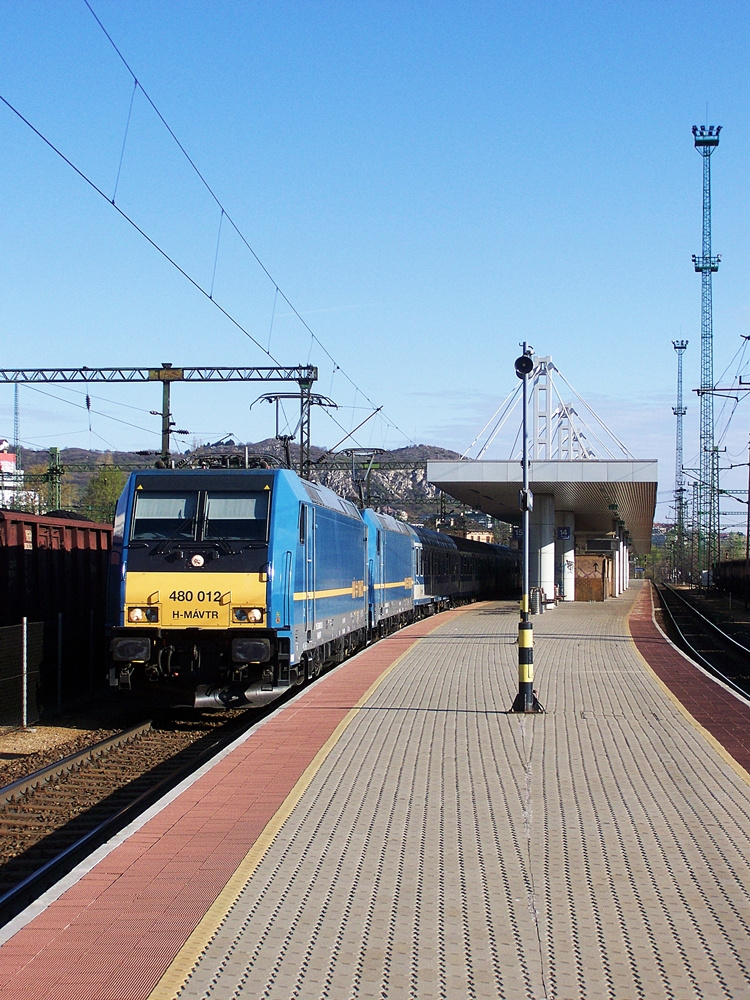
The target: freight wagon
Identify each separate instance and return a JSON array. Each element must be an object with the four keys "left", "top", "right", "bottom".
[
  {"left": 0, "top": 510, "right": 112, "bottom": 627},
  {"left": 0, "top": 510, "right": 112, "bottom": 722}
]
